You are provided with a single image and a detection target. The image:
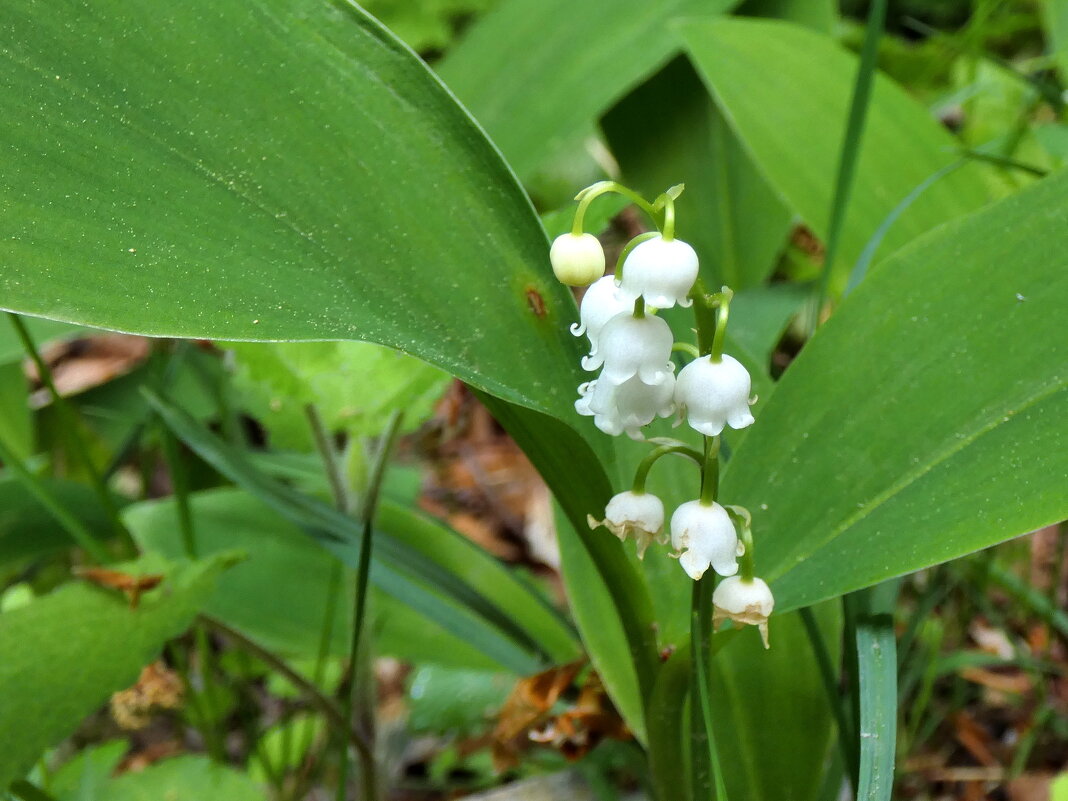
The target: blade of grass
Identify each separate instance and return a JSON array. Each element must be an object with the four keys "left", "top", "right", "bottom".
[
  {"left": 143, "top": 388, "right": 549, "bottom": 673},
  {"left": 854, "top": 598, "right": 897, "bottom": 801},
  {"left": 976, "top": 559, "right": 1068, "bottom": 641},
  {"left": 810, "top": 0, "right": 889, "bottom": 327},
  {"left": 6, "top": 314, "right": 132, "bottom": 545},
  {"left": 0, "top": 435, "right": 110, "bottom": 563},
  {"left": 845, "top": 161, "right": 965, "bottom": 294},
  {"left": 800, "top": 605, "right": 858, "bottom": 787}
]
